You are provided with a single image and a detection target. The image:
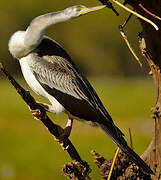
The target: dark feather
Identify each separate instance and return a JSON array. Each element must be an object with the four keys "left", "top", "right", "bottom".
[
  {"left": 28, "top": 37, "right": 153, "bottom": 174},
  {"left": 31, "top": 37, "right": 115, "bottom": 126}
]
